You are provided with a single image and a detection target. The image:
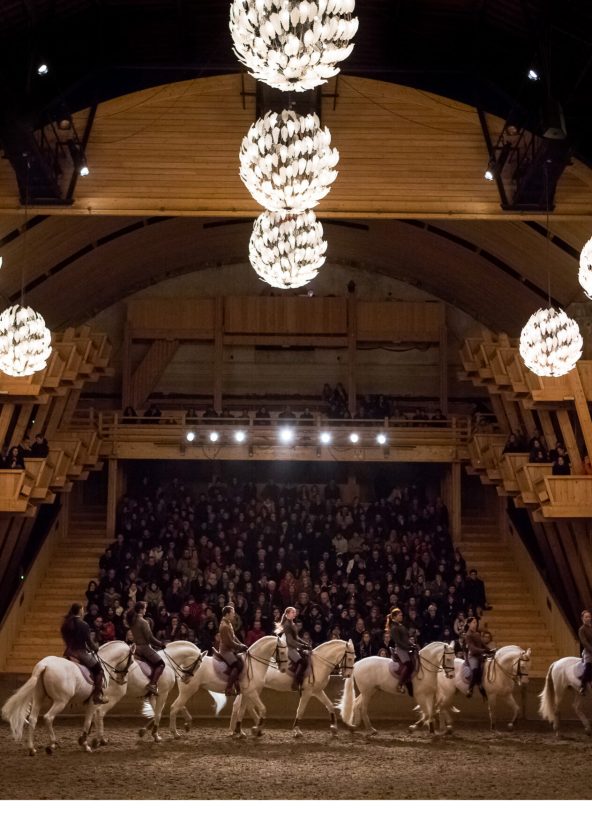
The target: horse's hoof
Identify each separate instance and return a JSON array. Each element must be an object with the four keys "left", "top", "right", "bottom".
[
  {"left": 446, "top": 726, "right": 453, "bottom": 736},
  {"left": 236, "top": 730, "right": 247, "bottom": 740},
  {"left": 293, "top": 728, "right": 303, "bottom": 739},
  {"left": 91, "top": 738, "right": 99, "bottom": 750},
  {"left": 173, "top": 732, "right": 181, "bottom": 740},
  {"left": 78, "top": 735, "right": 87, "bottom": 746},
  {"left": 507, "top": 722, "right": 514, "bottom": 732},
  {"left": 330, "top": 725, "right": 338, "bottom": 737},
  {"left": 28, "top": 748, "right": 36, "bottom": 757},
  {"left": 408, "top": 724, "right": 418, "bottom": 732},
  {"left": 100, "top": 738, "right": 108, "bottom": 747},
  {"left": 138, "top": 728, "right": 146, "bottom": 738},
  {"left": 84, "top": 744, "right": 92, "bottom": 754},
  {"left": 184, "top": 722, "right": 191, "bottom": 733},
  {"left": 45, "top": 745, "right": 54, "bottom": 755},
  {"left": 585, "top": 728, "right": 591, "bottom": 737},
  {"left": 153, "top": 734, "right": 162, "bottom": 743},
  {"left": 369, "top": 728, "right": 378, "bottom": 737}
]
